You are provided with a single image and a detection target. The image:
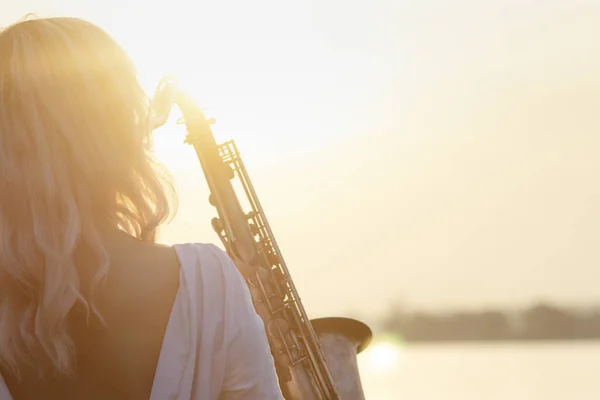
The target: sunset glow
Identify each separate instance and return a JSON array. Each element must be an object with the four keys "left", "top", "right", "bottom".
[
  {"left": 3, "top": 2, "right": 600, "bottom": 399},
  {"left": 4, "top": 0, "right": 600, "bottom": 341},
  {"left": 363, "top": 340, "right": 404, "bottom": 372}
]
